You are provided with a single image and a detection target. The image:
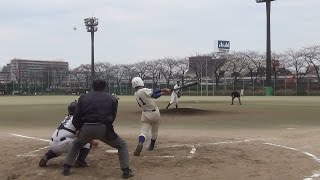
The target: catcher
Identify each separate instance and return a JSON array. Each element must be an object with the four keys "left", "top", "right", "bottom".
[
  {"left": 131, "top": 77, "right": 171, "bottom": 156},
  {"left": 231, "top": 90, "right": 242, "bottom": 105},
  {"left": 166, "top": 81, "right": 181, "bottom": 109},
  {"left": 39, "top": 101, "right": 94, "bottom": 167}
]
